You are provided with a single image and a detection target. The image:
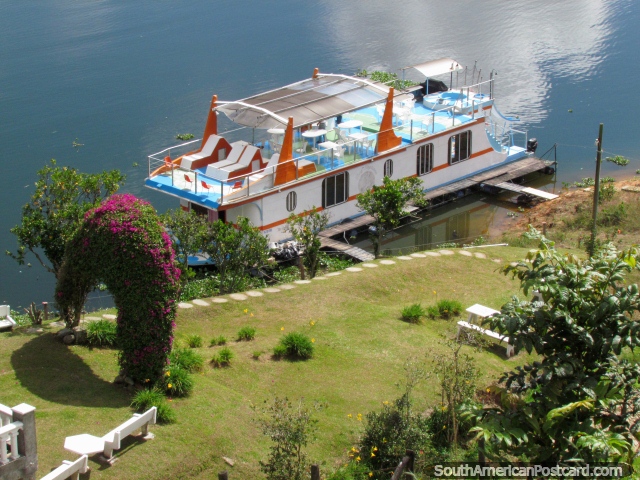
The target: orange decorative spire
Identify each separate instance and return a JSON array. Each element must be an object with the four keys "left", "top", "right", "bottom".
[
  {"left": 376, "top": 88, "right": 401, "bottom": 153},
  {"left": 312, "top": 68, "right": 319, "bottom": 79},
  {"left": 201, "top": 94, "right": 218, "bottom": 148},
  {"left": 274, "top": 117, "right": 296, "bottom": 186}
]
